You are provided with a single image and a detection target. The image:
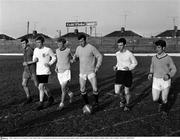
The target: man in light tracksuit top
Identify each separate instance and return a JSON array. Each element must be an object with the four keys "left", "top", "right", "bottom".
[
  {"left": 73, "top": 34, "right": 103, "bottom": 113},
  {"left": 55, "top": 38, "right": 74, "bottom": 111},
  {"left": 148, "top": 39, "right": 176, "bottom": 118}
]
